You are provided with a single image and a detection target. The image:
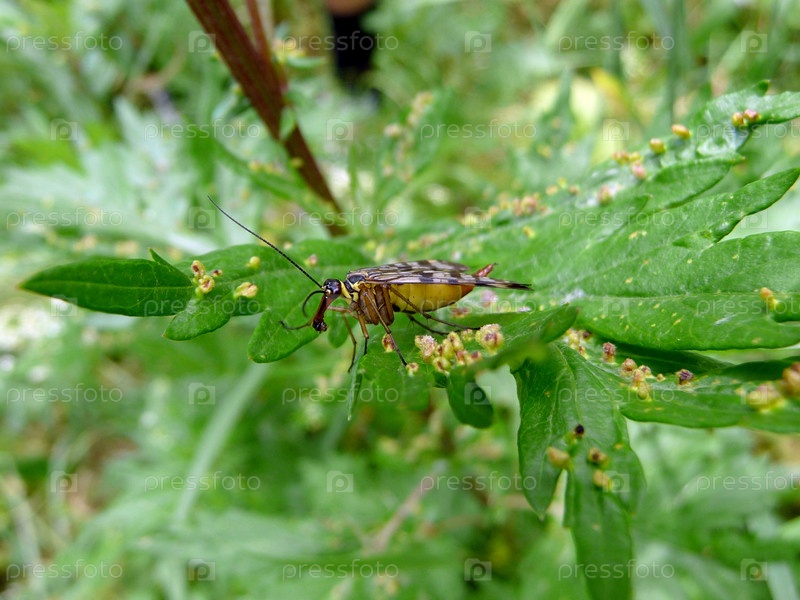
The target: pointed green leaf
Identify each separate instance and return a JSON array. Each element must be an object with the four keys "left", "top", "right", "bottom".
[{"left": 20, "top": 257, "right": 193, "bottom": 316}]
